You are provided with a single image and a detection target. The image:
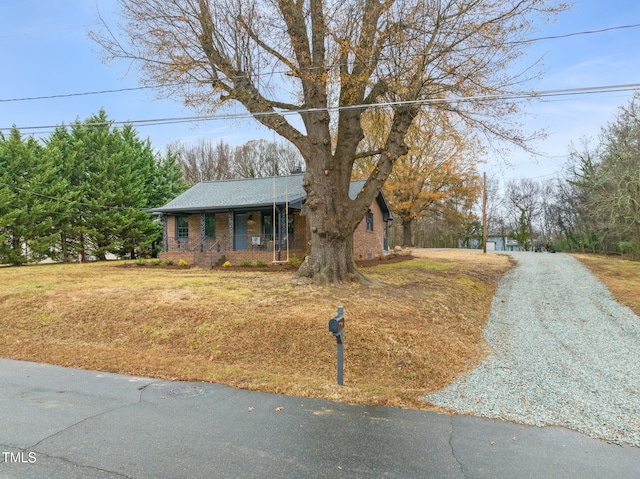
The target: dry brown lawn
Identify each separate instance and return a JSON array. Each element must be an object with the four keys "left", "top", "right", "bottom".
[
  {"left": 0, "top": 250, "right": 513, "bottom": 409},
  {"left": 572, "top": 253, "right": 640, "bottom": 316}
]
